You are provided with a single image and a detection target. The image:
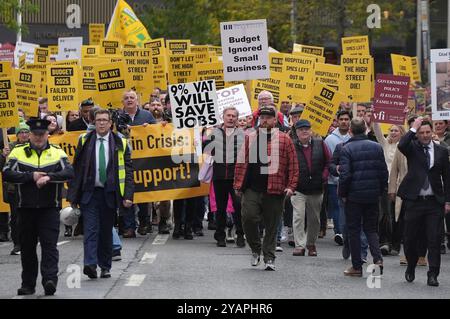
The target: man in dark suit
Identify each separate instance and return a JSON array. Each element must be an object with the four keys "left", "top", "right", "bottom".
[
  {"left": 398, "top": 117, "right": 450, "bottom": 287},
  {"left": 67, "top": 109, "right": 134, "bottom": 279},
  {"left": 67, "top": 99, "right": 94, "bottom": 132}
]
